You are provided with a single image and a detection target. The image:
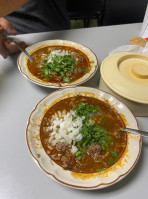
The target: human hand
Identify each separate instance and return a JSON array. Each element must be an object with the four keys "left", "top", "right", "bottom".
[{"left": 0, "top": 17, "right": 27, "bottom": 58}]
